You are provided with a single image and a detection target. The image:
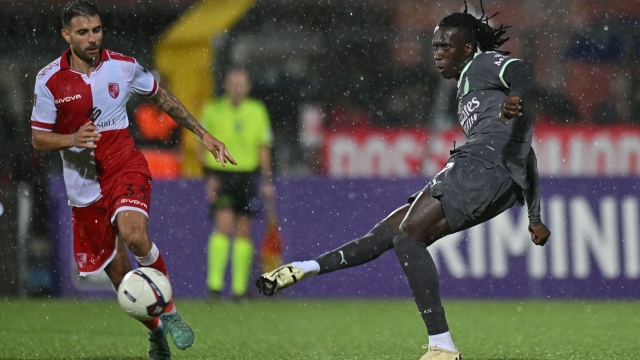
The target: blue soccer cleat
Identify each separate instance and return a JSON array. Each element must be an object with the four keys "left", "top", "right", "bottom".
[{"left": 160, "top": 312, "right": 194, "bottom": 350}]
